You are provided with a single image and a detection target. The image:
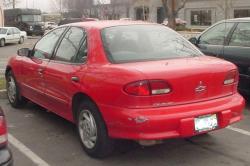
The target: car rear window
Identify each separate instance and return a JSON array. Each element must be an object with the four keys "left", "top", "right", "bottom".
[{"left": 101, "top": 25, "right": 202, "bottom": 63}]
